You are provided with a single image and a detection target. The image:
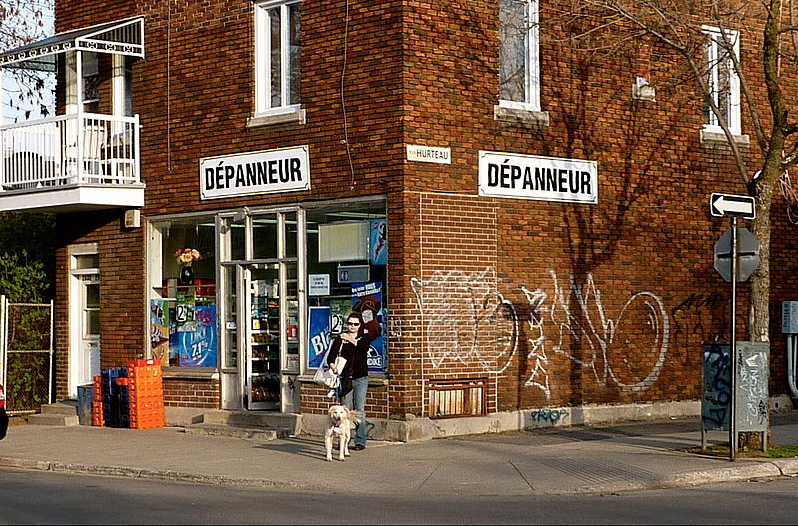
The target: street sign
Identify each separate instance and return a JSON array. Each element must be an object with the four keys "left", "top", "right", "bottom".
[
  {"left": 710, "top": 193, "right": 756, "bottom": 220},
  {"left": 714, "top": 227, "right": 760, "bottom": 282}
]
